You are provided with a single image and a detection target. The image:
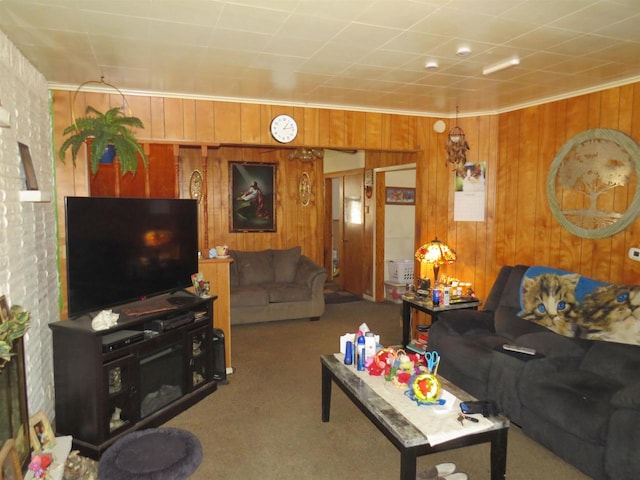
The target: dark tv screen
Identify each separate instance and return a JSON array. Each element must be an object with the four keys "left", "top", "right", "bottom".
[{"left": 65, "top": 196, "right": 198, "bottom": 317}]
